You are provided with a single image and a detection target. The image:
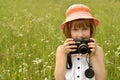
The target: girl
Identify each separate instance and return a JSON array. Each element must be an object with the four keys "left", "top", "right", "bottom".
[{"left": 54, "top": 4, "right": 106, "bottom": 80}]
